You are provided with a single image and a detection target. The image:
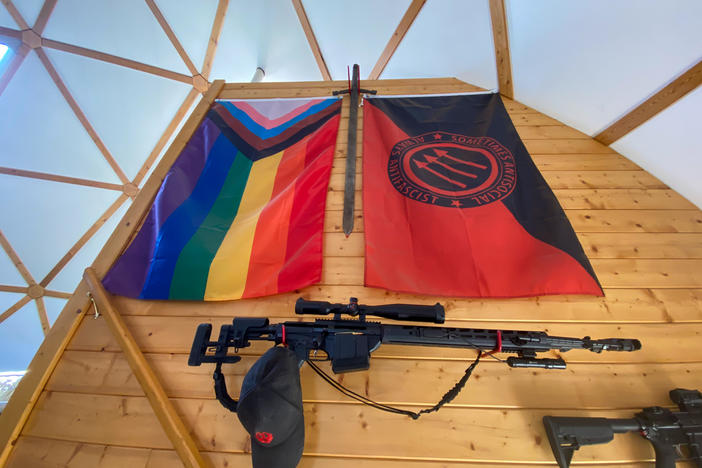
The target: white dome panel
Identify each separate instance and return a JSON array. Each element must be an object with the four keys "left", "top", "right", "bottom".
[
  {"left": 507, "top": 0, "right": 702, "bottom": 135},
  {"left": 43, "top": 297, "right": 68, "bottom": 327},
  {"left": 153, "top": 0, "right": 219, "bottom": 71},
  {"left": 0, "top": 52, "right": 120, "bottom": 183},
  {"left": 0, "top": 247, "right": 25, "bottom": 287},
  {"left": 43, "top": 0, "right": 190, "bottom": 75},
  {"left": 383, "top": 0, "right": 497, "bottom": 89},
  {"left": 45, "top": 48, "right": 193, "bottom": 182},
  {"left": 48, "top": 197, "right": 131, "bottom": 293},
  {"left": 612, "top": 87, "right": 702, "bottom": 210},
  {"left": 0, "top": 176, "right": 123, "bottom": 284},
  {"left": 0, "top": 5, "right": 17, "bottom": 28},
  {"left": 211, "top": 0, "right": 322, "bottom": 82},
  {"left": 303, "top": 0, "right": 410, "bottom": 80},
  {"left": 13, "top": 0, "right": 43, "bottom": 27},
  {"left": 0, "top": 296, "right": 44, "bottom": 372}
]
